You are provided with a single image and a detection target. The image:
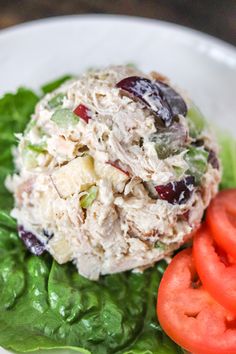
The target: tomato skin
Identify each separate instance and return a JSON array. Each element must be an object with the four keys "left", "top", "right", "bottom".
[
  {"left": 193, "top": 225, "right": 236, "bottom": 315},
  {"left": 157, "top": 249, "right": 236, "bottom": 354},
  {"left": 206, "top": 189, "right": 236, "bottom": 259}
]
